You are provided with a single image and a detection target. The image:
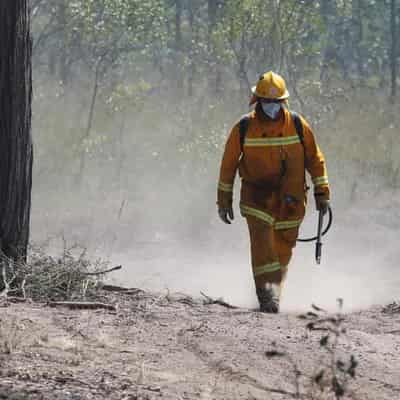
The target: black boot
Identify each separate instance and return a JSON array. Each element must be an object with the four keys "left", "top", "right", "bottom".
[{"left": 256, "top": 284, "right": 280, "bottom": 313}]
